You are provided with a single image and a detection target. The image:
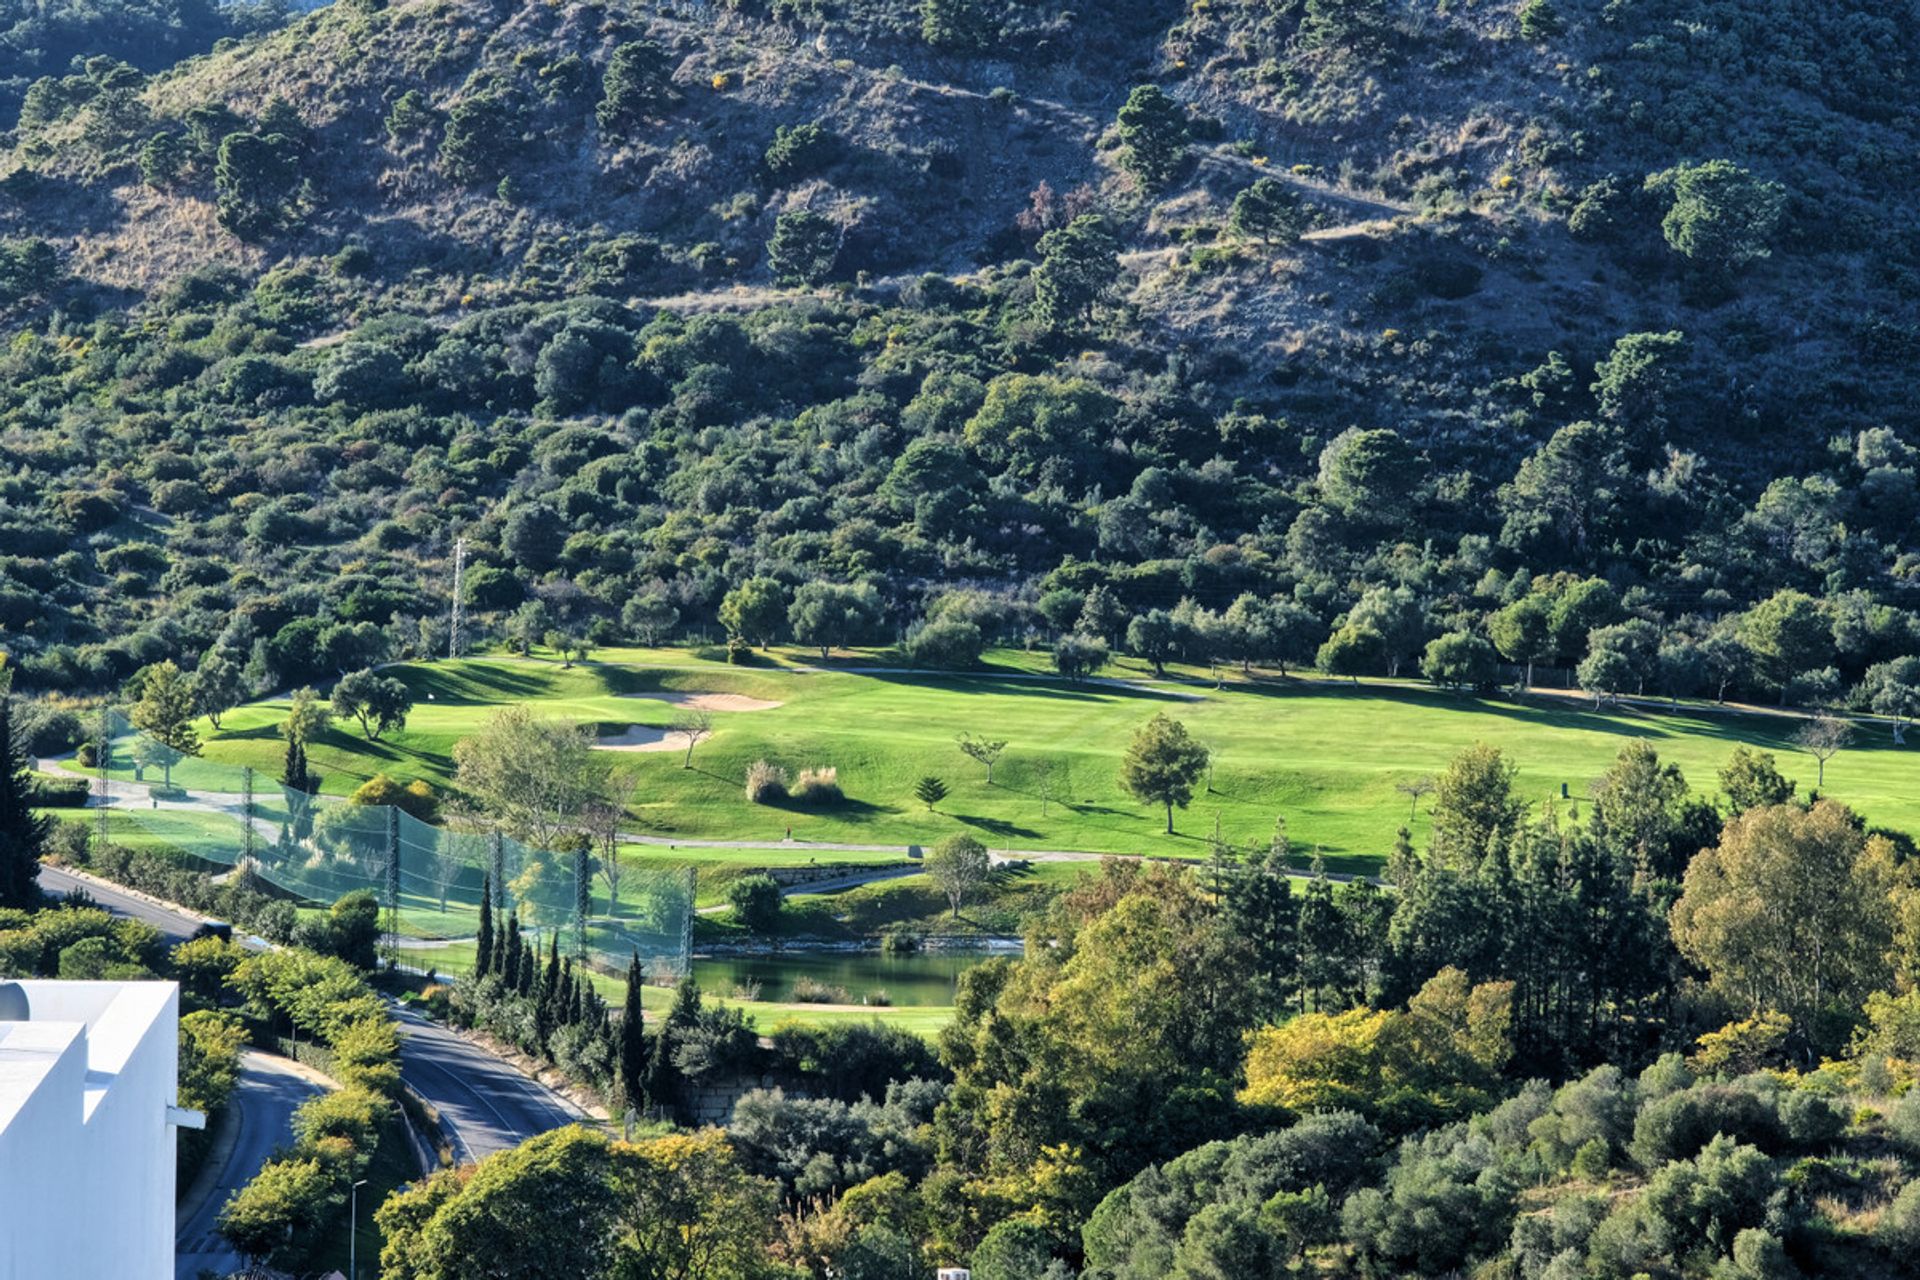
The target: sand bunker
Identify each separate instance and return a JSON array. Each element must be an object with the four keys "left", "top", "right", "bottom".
[
  {"left": 616, "top": 691, "right": 783, "bottom": 712},
  {"left": 595, "top": 727, "right": 681, "bottom": 753}
]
